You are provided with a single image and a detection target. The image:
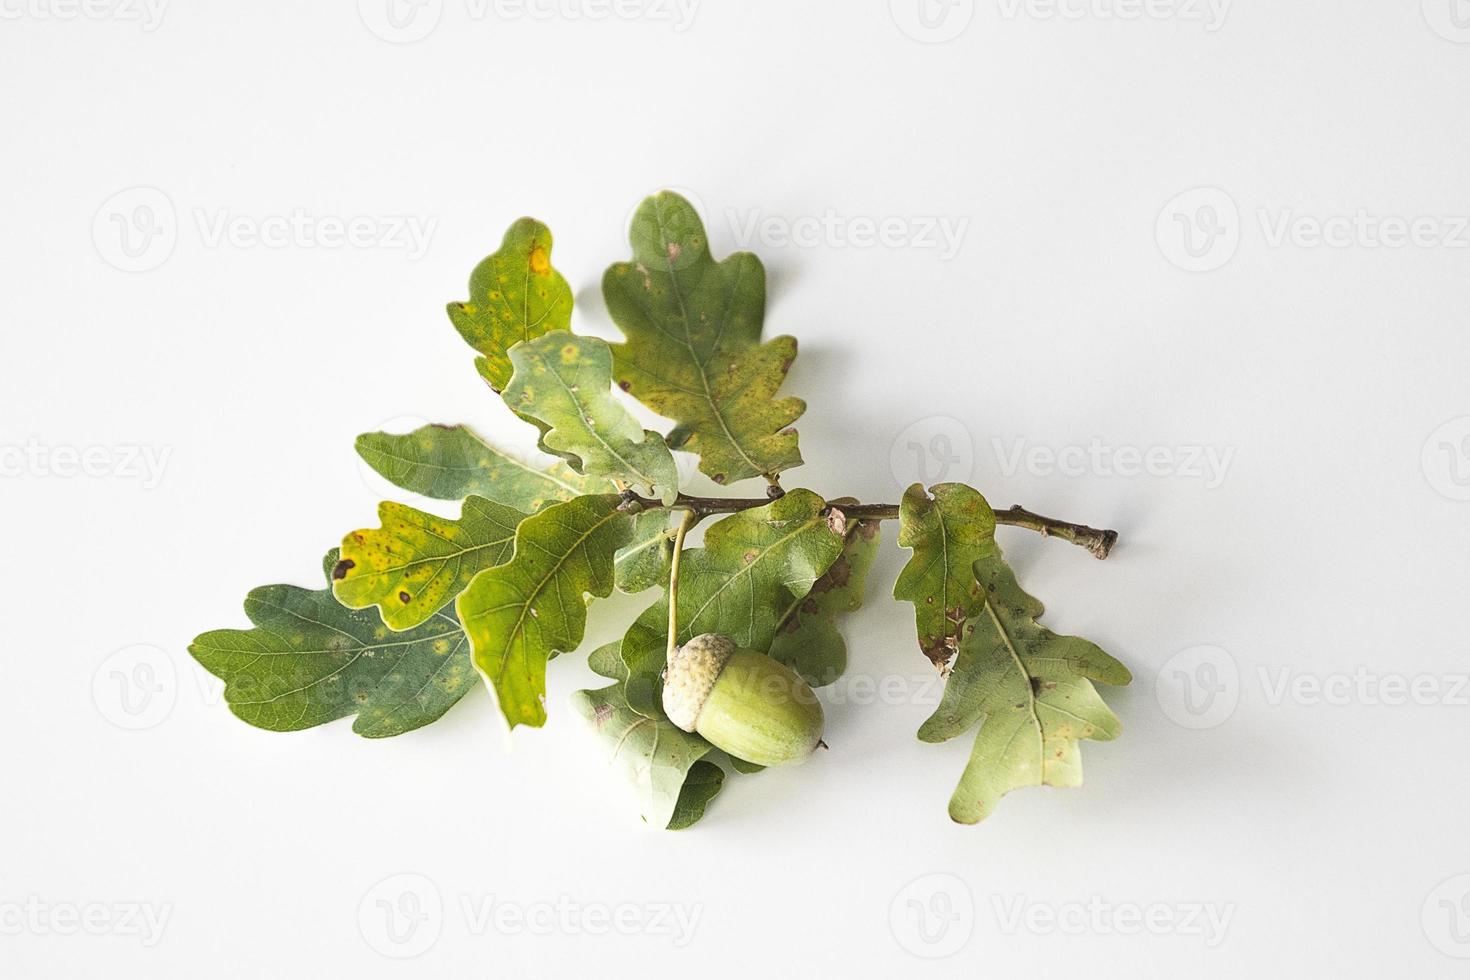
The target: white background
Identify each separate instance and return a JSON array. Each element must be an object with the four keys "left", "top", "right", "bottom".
[{"left": 3, "top": 1, "right": 1470, "bottom": 976}]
